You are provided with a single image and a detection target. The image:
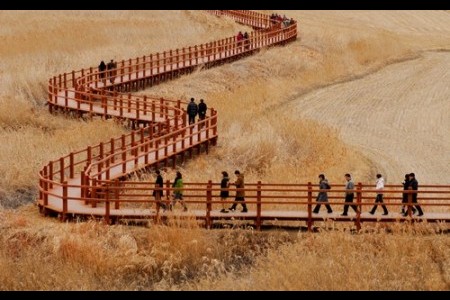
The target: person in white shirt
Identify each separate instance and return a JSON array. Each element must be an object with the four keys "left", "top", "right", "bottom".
[{"left": 369, "top": 173, "right": 389, "bottom": 215}]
